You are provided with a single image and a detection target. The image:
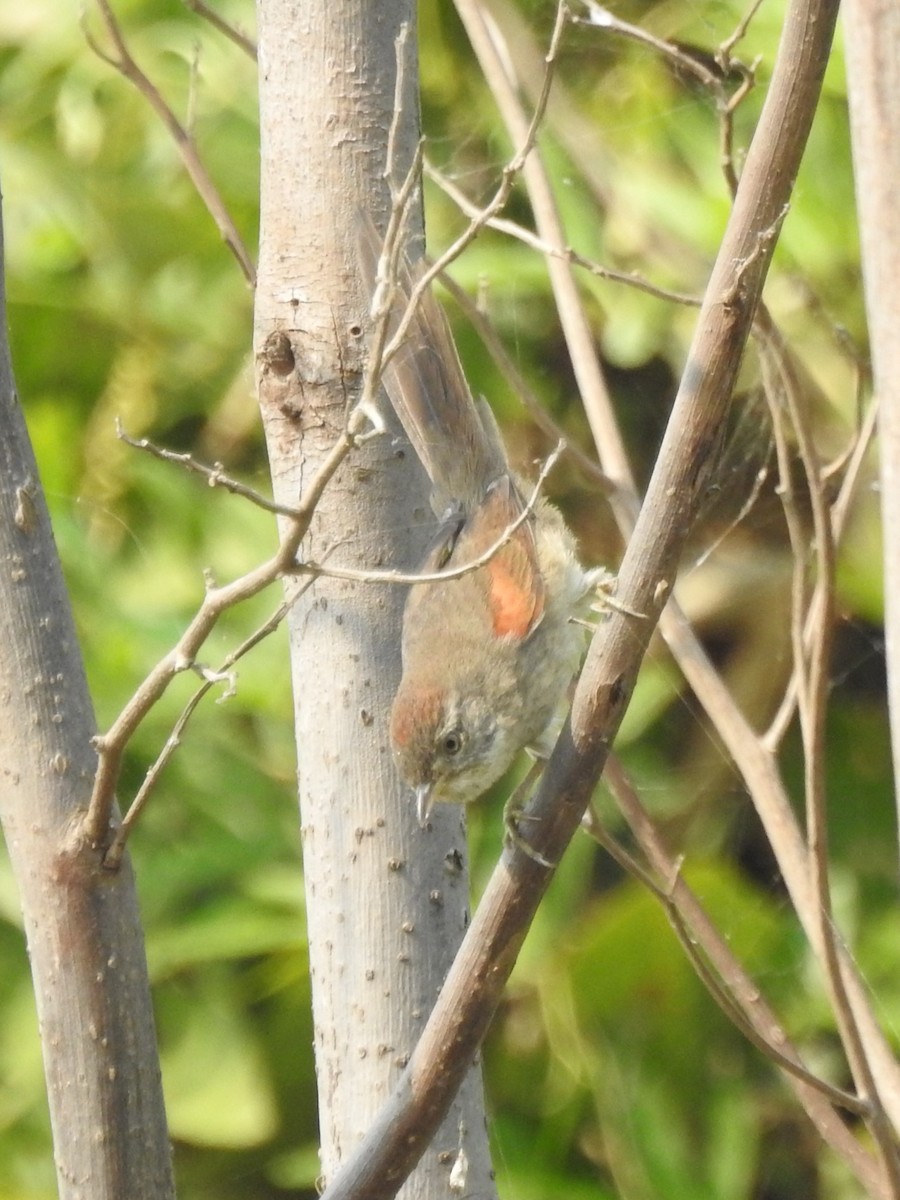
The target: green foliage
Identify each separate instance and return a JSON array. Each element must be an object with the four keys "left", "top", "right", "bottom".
[{"left": 0, "top": 1, "right": 893, "bottom": 1198}]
